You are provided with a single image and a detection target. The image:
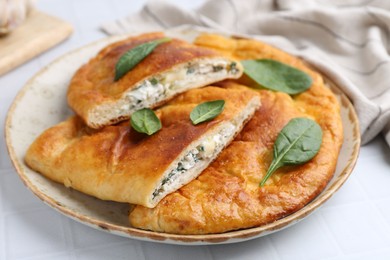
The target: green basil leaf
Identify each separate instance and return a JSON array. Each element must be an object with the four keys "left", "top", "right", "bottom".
[
  {"left": 115, "top": 37, "right": 171, "bottom": 81},
  {"left": 130, "top": 108, "right": 162, "bottom": 135},
  {"left": 260, "top": 117, "right": 323, "bottom": 186},
  {"left": 190, "top": 100, "right": 225, "bottom": 125},
  {"left": 242, "top": 59, "right": 312, "bottom": 94}
]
